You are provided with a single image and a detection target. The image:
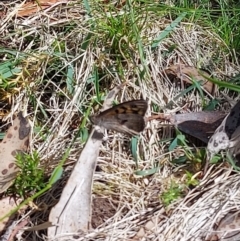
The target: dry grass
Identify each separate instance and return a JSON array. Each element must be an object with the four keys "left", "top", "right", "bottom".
[{"left": 1, "top": 0, "right": 240, "bottom": 240}]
